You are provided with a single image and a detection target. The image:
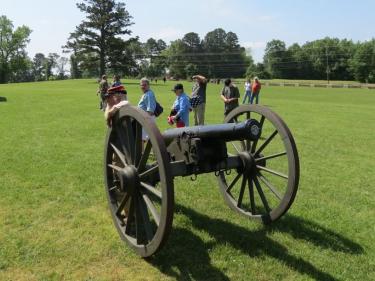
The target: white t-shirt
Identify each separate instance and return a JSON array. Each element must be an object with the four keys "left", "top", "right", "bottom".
[{"left": 245, "top": 82, "right": 251, "bottom": 91}]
